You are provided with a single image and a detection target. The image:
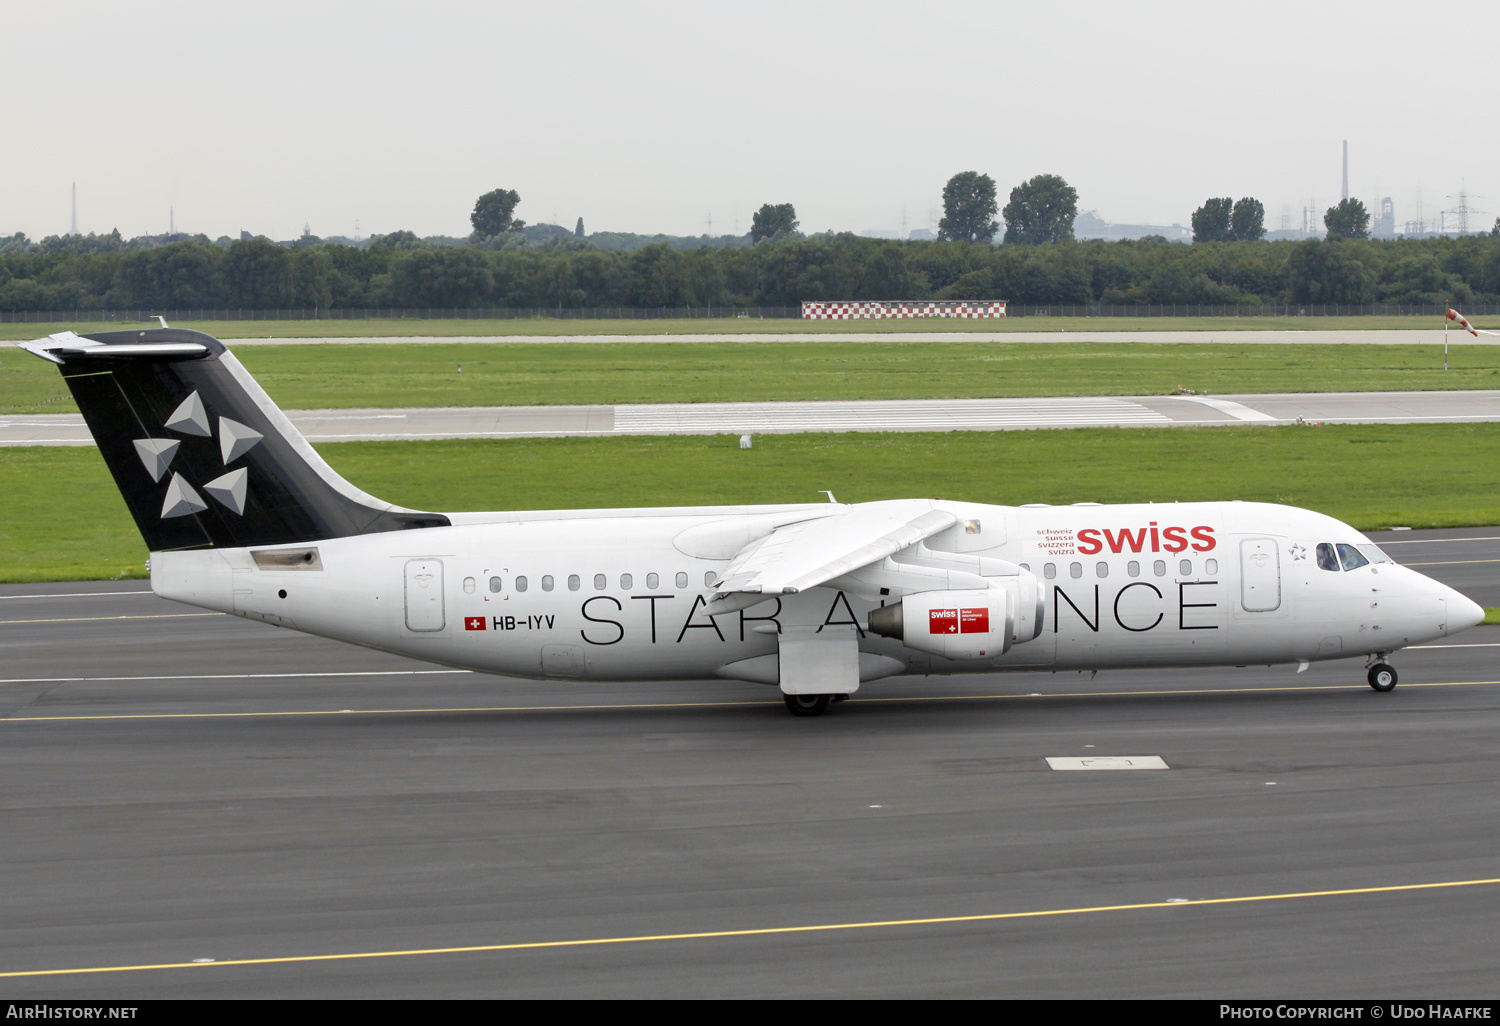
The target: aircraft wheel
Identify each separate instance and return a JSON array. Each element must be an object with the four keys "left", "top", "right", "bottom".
[
  {"left": 784, "top": 693, "right": 832, "bottom": 717},
  {"left": 1367, "top": 664, "right": 1398, "bottom": 692}
]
